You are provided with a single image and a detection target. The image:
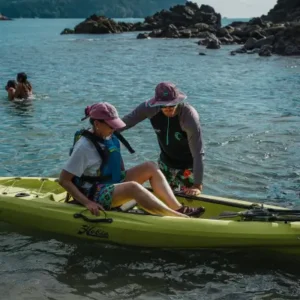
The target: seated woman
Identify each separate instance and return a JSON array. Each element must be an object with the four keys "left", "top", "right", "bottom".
[
  {"left": 59, "top": 102, "right": 204, "bottom": 218},
  {"left": 5, "top": 80, "right": 17, "bottom": 100},
  {"left": 14, "top": 72, "right": 33, "bottom": 99}
]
